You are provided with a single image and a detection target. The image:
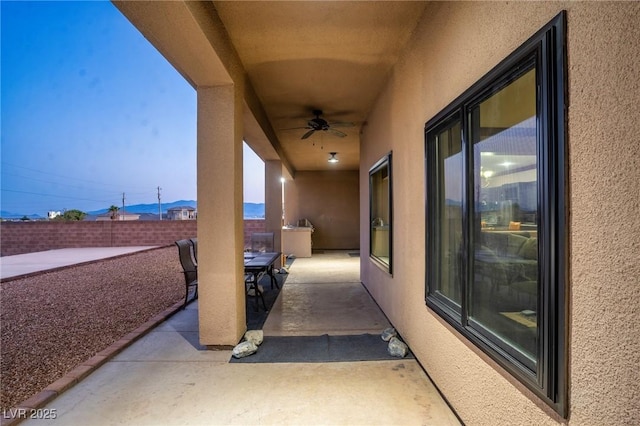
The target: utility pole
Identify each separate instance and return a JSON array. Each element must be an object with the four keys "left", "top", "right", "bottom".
[
  {"left": 121, "top": 192, "right": 126, "bottom": 220},
  {"left": 157, "top": 186, "right": 162, "bottom": 221}
]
